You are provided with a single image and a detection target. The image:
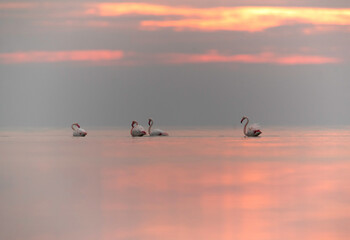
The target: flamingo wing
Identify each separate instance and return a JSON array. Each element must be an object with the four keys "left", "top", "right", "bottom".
[{"left": 247, "top": 124, "right": 261, "bottom": 136}]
